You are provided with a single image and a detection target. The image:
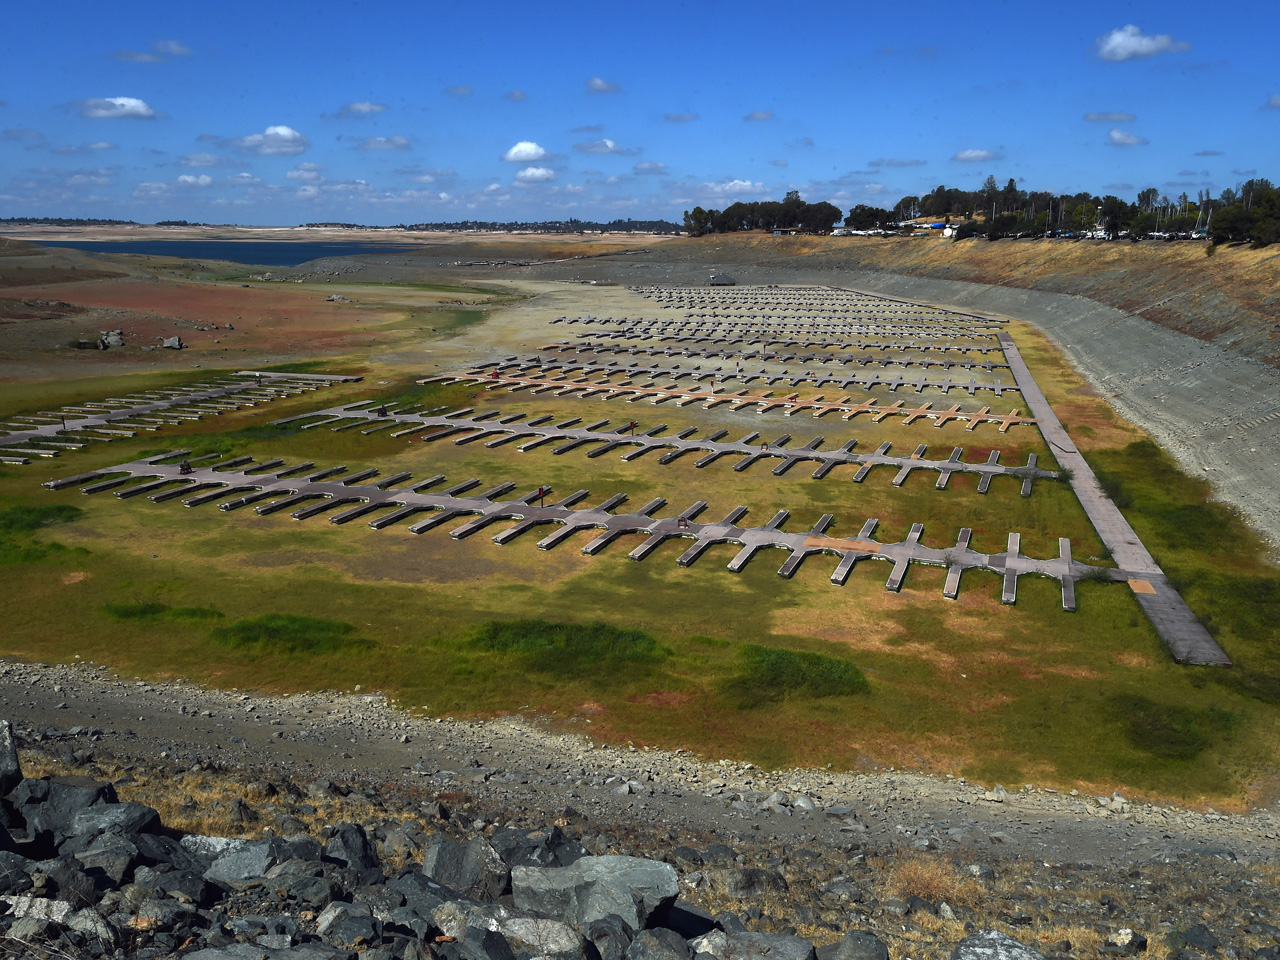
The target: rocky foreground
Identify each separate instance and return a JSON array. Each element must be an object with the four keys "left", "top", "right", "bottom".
[{"left": 2, "top": 684, "right": 1280, "bottom": 960}]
